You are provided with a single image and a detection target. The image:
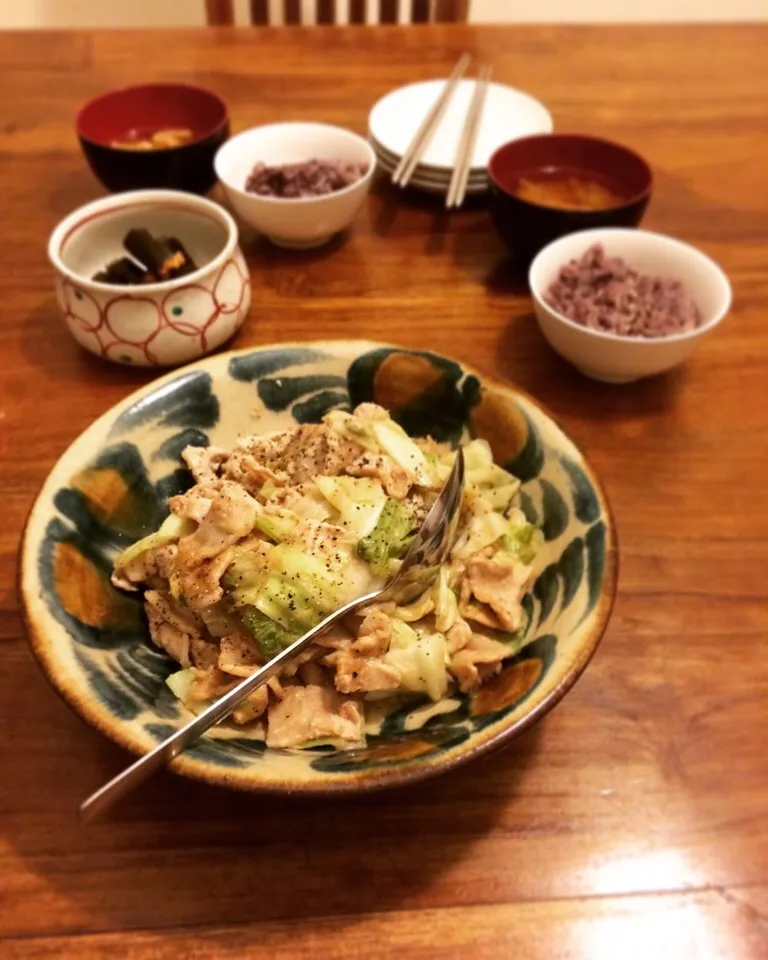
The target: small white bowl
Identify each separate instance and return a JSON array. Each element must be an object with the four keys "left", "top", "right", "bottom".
[
  {"left": 214, "top": 122, "right": 376, "bottom": 249},
  {"left": 529, "top": 228, "right": 732, "bottom": 383},
  {"left": 48, "top": 190, "right": 250, "bottom": 367}
]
